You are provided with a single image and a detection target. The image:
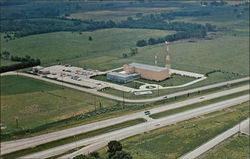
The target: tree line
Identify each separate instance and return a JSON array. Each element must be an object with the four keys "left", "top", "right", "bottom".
[
  {"left": 1, "top": 8, "right": 215, "bottom": 38},
  {"left": 136, "top": 23, "right": 216, "bottom": 47},
  {"left": 0, "top": 51, "right": 41, "bottom": 73}
]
